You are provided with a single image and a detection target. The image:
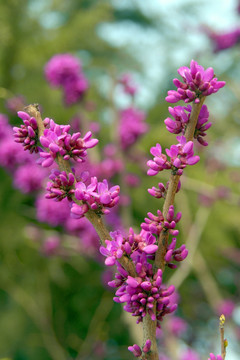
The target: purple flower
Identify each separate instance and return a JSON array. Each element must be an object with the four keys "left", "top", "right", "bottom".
[
  {"left": 141, "top": 206, "right": 181, "bottom": 237},
  {"left": 164, "top": 104, "right": 211, "bottom": 146},
  {"left": 73, "top": 177, "right": 120, "bottom": 217},
  {"left": 46, "top": 169, "right": 75, "bottom": 201},
  {"left": 147, "top": 143, "right": 171, "bottom": 176},
  {"left": 164, "top": 105, "right": 191, "bottom": 134},
  {"left": 100, "top": 231, "right": 124, "bottom": 266},
  {"left": 203, "top": 26, "right": 240, "bottom": 52},
  {"left": 14, "top": 111, "right": 40, "bottom": 153},
  {"left": 165, "top": 238, "right": 188, "bottom": 267},
  {"left": 119, "top": 107, "right": 148, "bottom": 149},
  {"left": 45, "top": 54, "right": 88, "bottom": 105},
  {"left": 39, "top": 119, "right": 98, "bottom": 167},
  {"left": 166, "top": 136, "right": 200, "bottom": 175},
  {"left": 166, "top": 60, "right": 225, "bottom": 104},
  {"left": 45, "top": 53, "right": 82, "bottom": 87}
]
